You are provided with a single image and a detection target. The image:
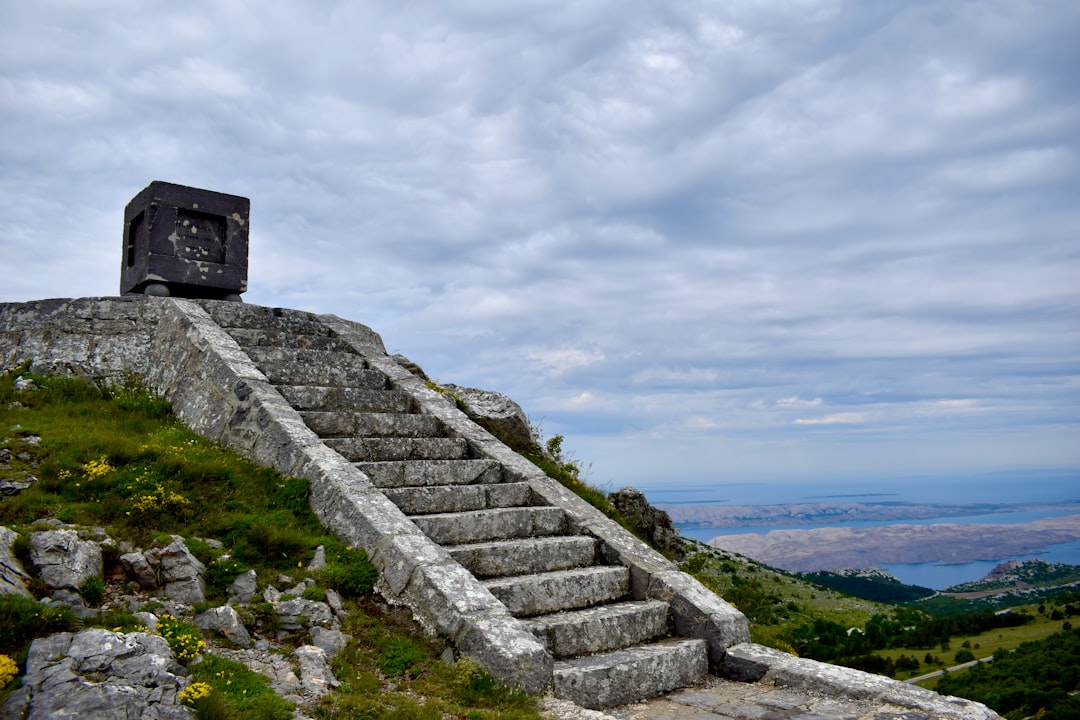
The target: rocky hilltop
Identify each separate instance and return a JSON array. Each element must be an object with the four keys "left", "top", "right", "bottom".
[{"left": 1, "top": 296, "right": 1002, "bottom": 719}]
